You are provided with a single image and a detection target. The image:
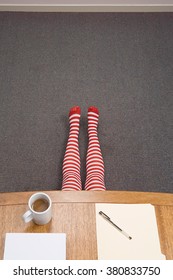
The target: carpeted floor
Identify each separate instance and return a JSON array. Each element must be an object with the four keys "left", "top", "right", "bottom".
[{"left": 0, "top": 12, "right": 173, "bottom": 193}]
